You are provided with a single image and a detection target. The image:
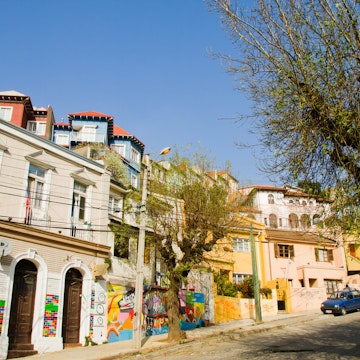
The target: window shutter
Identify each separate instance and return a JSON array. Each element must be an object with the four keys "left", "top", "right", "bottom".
[
  {"left": 315, "top": 248, "right": 319, "bottom": 261},
  {"left": 328, "top": 249, "right": 334, "bottom": 261},
  {"left": 274, "top": 243, "right": 279, "bottom": 258},
  {"left": 289, "top": 245, "right": 295, "bottom": 258}
]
